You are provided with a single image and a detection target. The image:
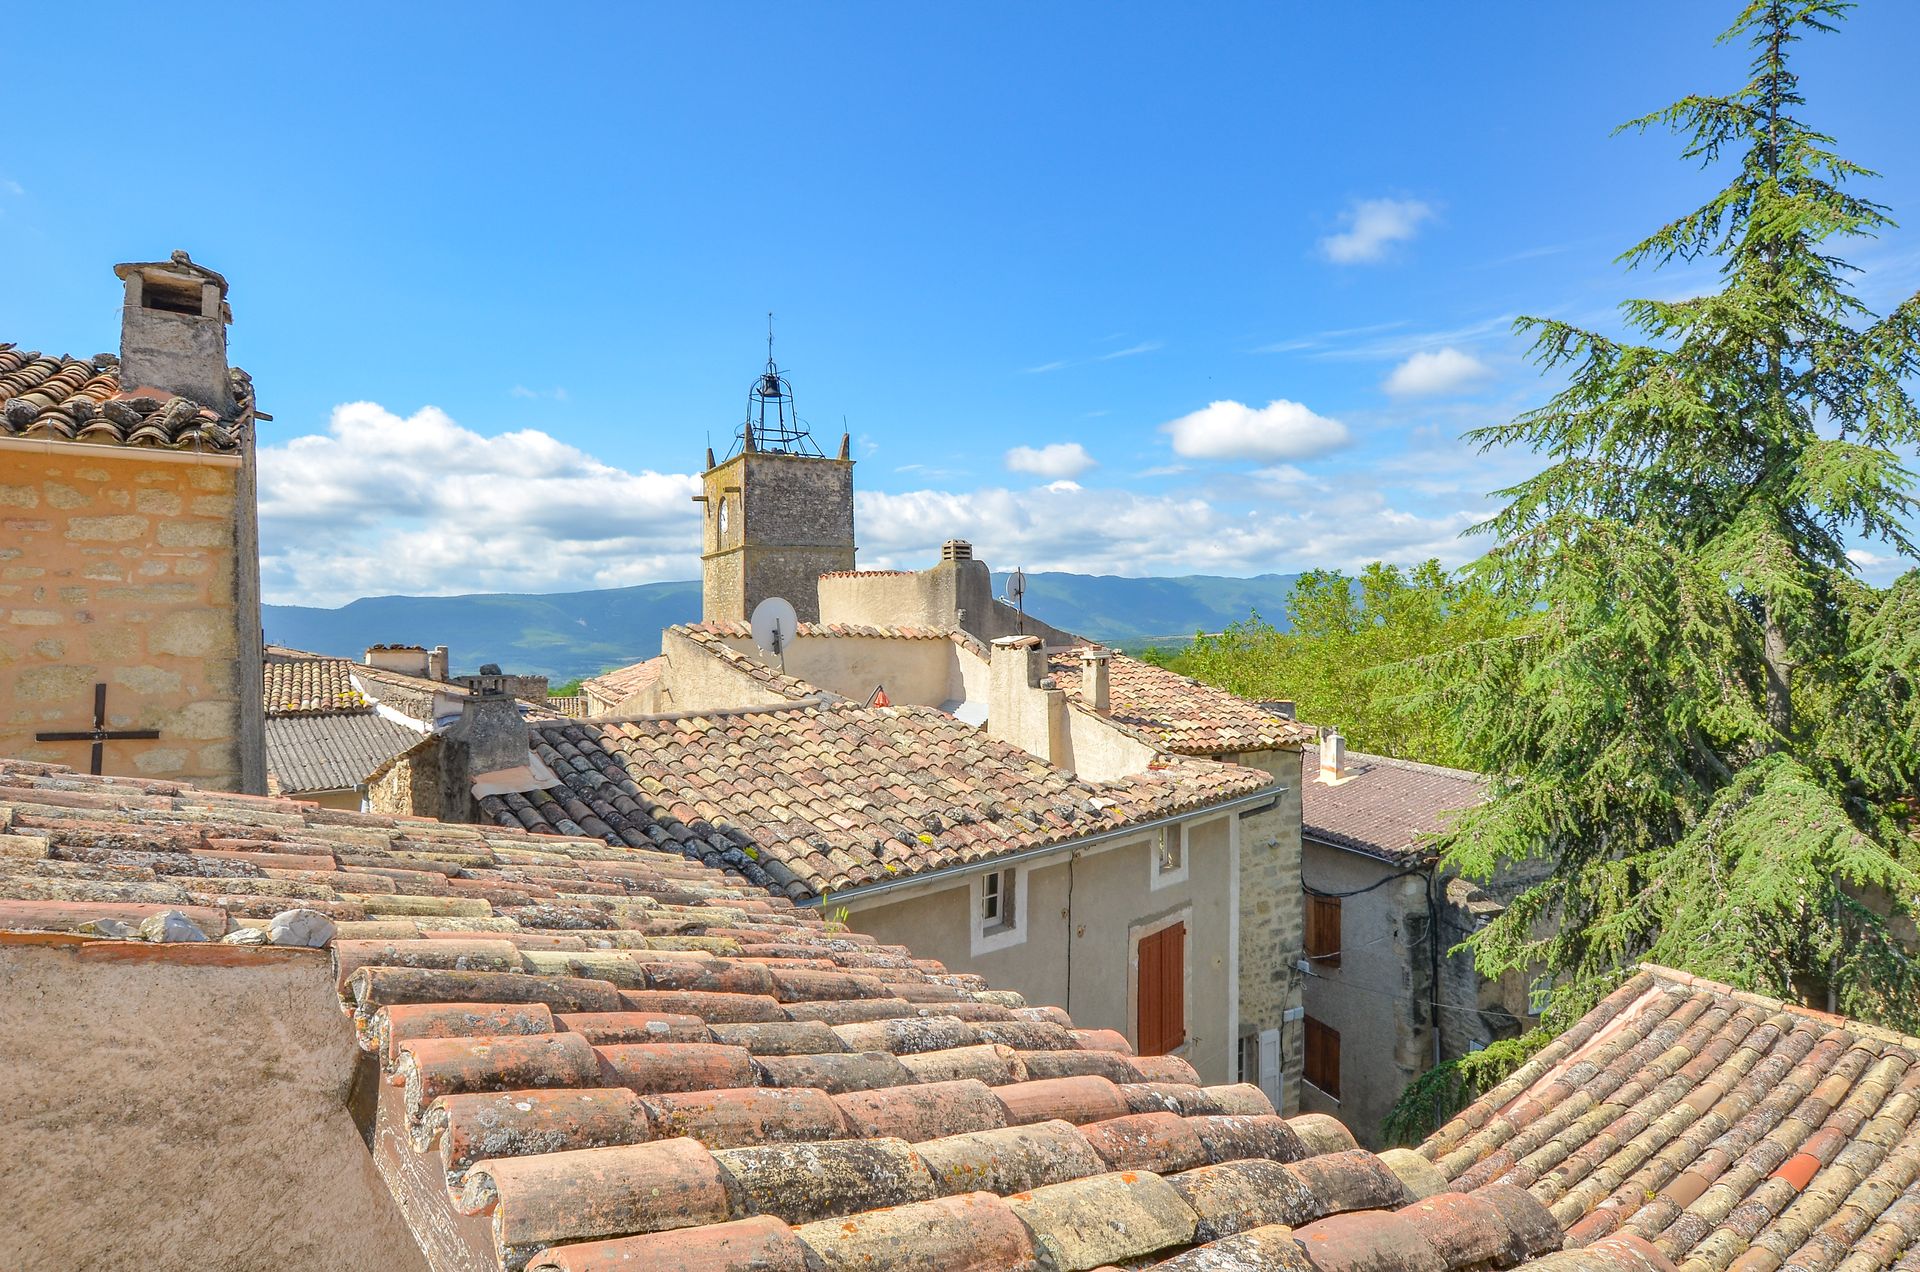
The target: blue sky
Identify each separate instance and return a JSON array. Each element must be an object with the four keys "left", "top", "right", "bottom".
[{"left": 5, "top": 2, "right": 1917, "bottom": 604}]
